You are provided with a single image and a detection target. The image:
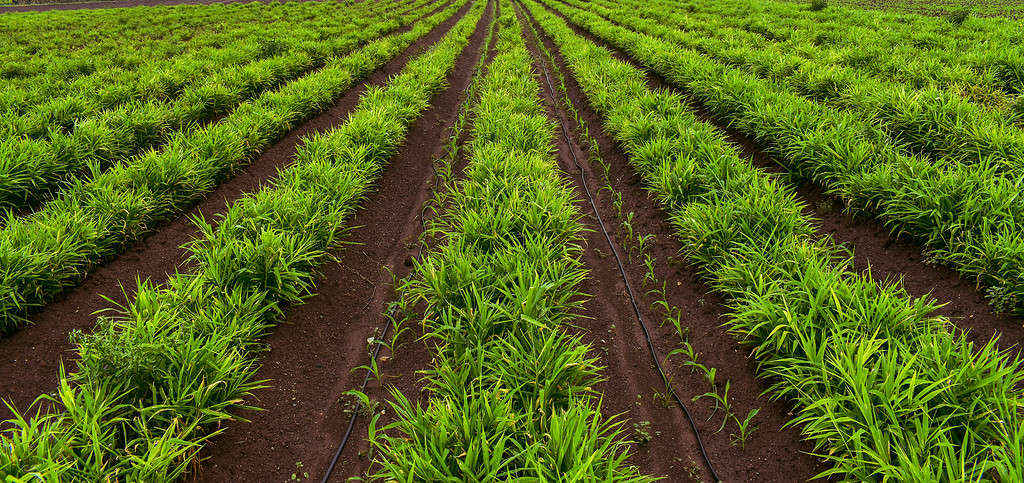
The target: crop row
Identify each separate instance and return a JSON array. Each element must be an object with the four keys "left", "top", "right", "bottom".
[
  {"left": 0, "top": 2, "right": 487, "bottom": 480},
  {"left": 579, "top": 0, "right": 1024, "bottom": 176},
  {"left": 0, "top": 0, "right": 469, "bottom": 331},
  {"left": 0, "top": 0, "right": 440, "bottom": 212},
  {"left": 809, "top": 0, "right": 1024, "bottom": 19},
  {"left": 540, "top": 0, "right": 1024, "bottom": 316},
  {"left": 371, "top": 6, "right": 648, "bottom": 478},
  {"left": 522, "top": 1, "right": 1024, "bottom": 479},
  {"left": 665, "top": 0, "right": 1024, "bottom": 91},
  {"left": 0, "top": 1, "right": 313, "bottom": 83},
  {"left": 634, "top": 0, "right": 1022, "bottom": 106},
  {"left": 0, "top": 0, "right": 404, "bottom": 133}
]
